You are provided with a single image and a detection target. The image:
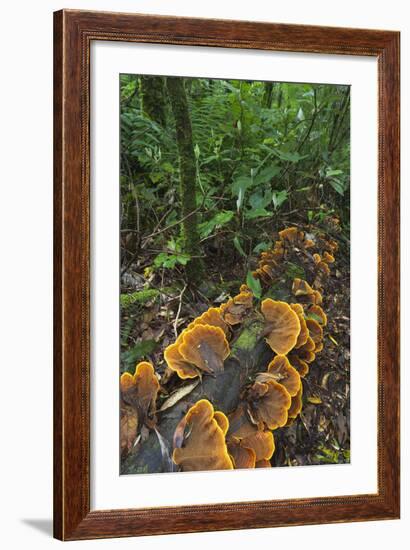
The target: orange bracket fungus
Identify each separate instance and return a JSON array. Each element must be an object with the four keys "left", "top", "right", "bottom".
[
  {"left": 261, "top": 299, "right": 301, "bottom": 355},
  {"left": 308, "top": 304, "right": 328, "bottom": 326},
  {"left": 260, "top": 354, "right": 301, "bottom": 397},
  {"left": 305, "top": 318, "right": 323, "bottom": 346},
  {"left": 279, "top": 227, "right": 304, "bottom": 244},
  {"left": 187, "top": 306, "right": 229, "bottom": 335},
  {"left": 287, "top": 385, "right": 303, "bottom": 422},
  {"left": 121, "top": 225, "right": 338, "bottom": 473},
  {"left": 179, "top": 324, "right": 230, "bottom": 376},
  {"left": 220, "top": 288, "right": 253, "bottom": 325},
  {"left": 120, "top": 361, "right": 160, "bottom": 429},
  {"left": 292, "top": 278, "right": 322, "bottom": 305},
  {"left": 172, "top": 399, "right": 233, "bottom": 471},
  {"left": 245, "top": 379, "right": 291, "bottom": 430},
  {"left": 289, "top": 355, "right": 310, "bottom": 377},
  {"left": 227, "top": 405, "right": 275, "bottom": 469},
  {"left": 323, "top": 250, "right": 335, "bottom": 263},
  {"left": 290, "top": 303, "right": 309, "bottom": 348},
  {"left": 164, "top": 340, "right": 199, "bottom": 380},
  {"left": 165, "top": 324, "right": 230, "bottom": 379}
]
